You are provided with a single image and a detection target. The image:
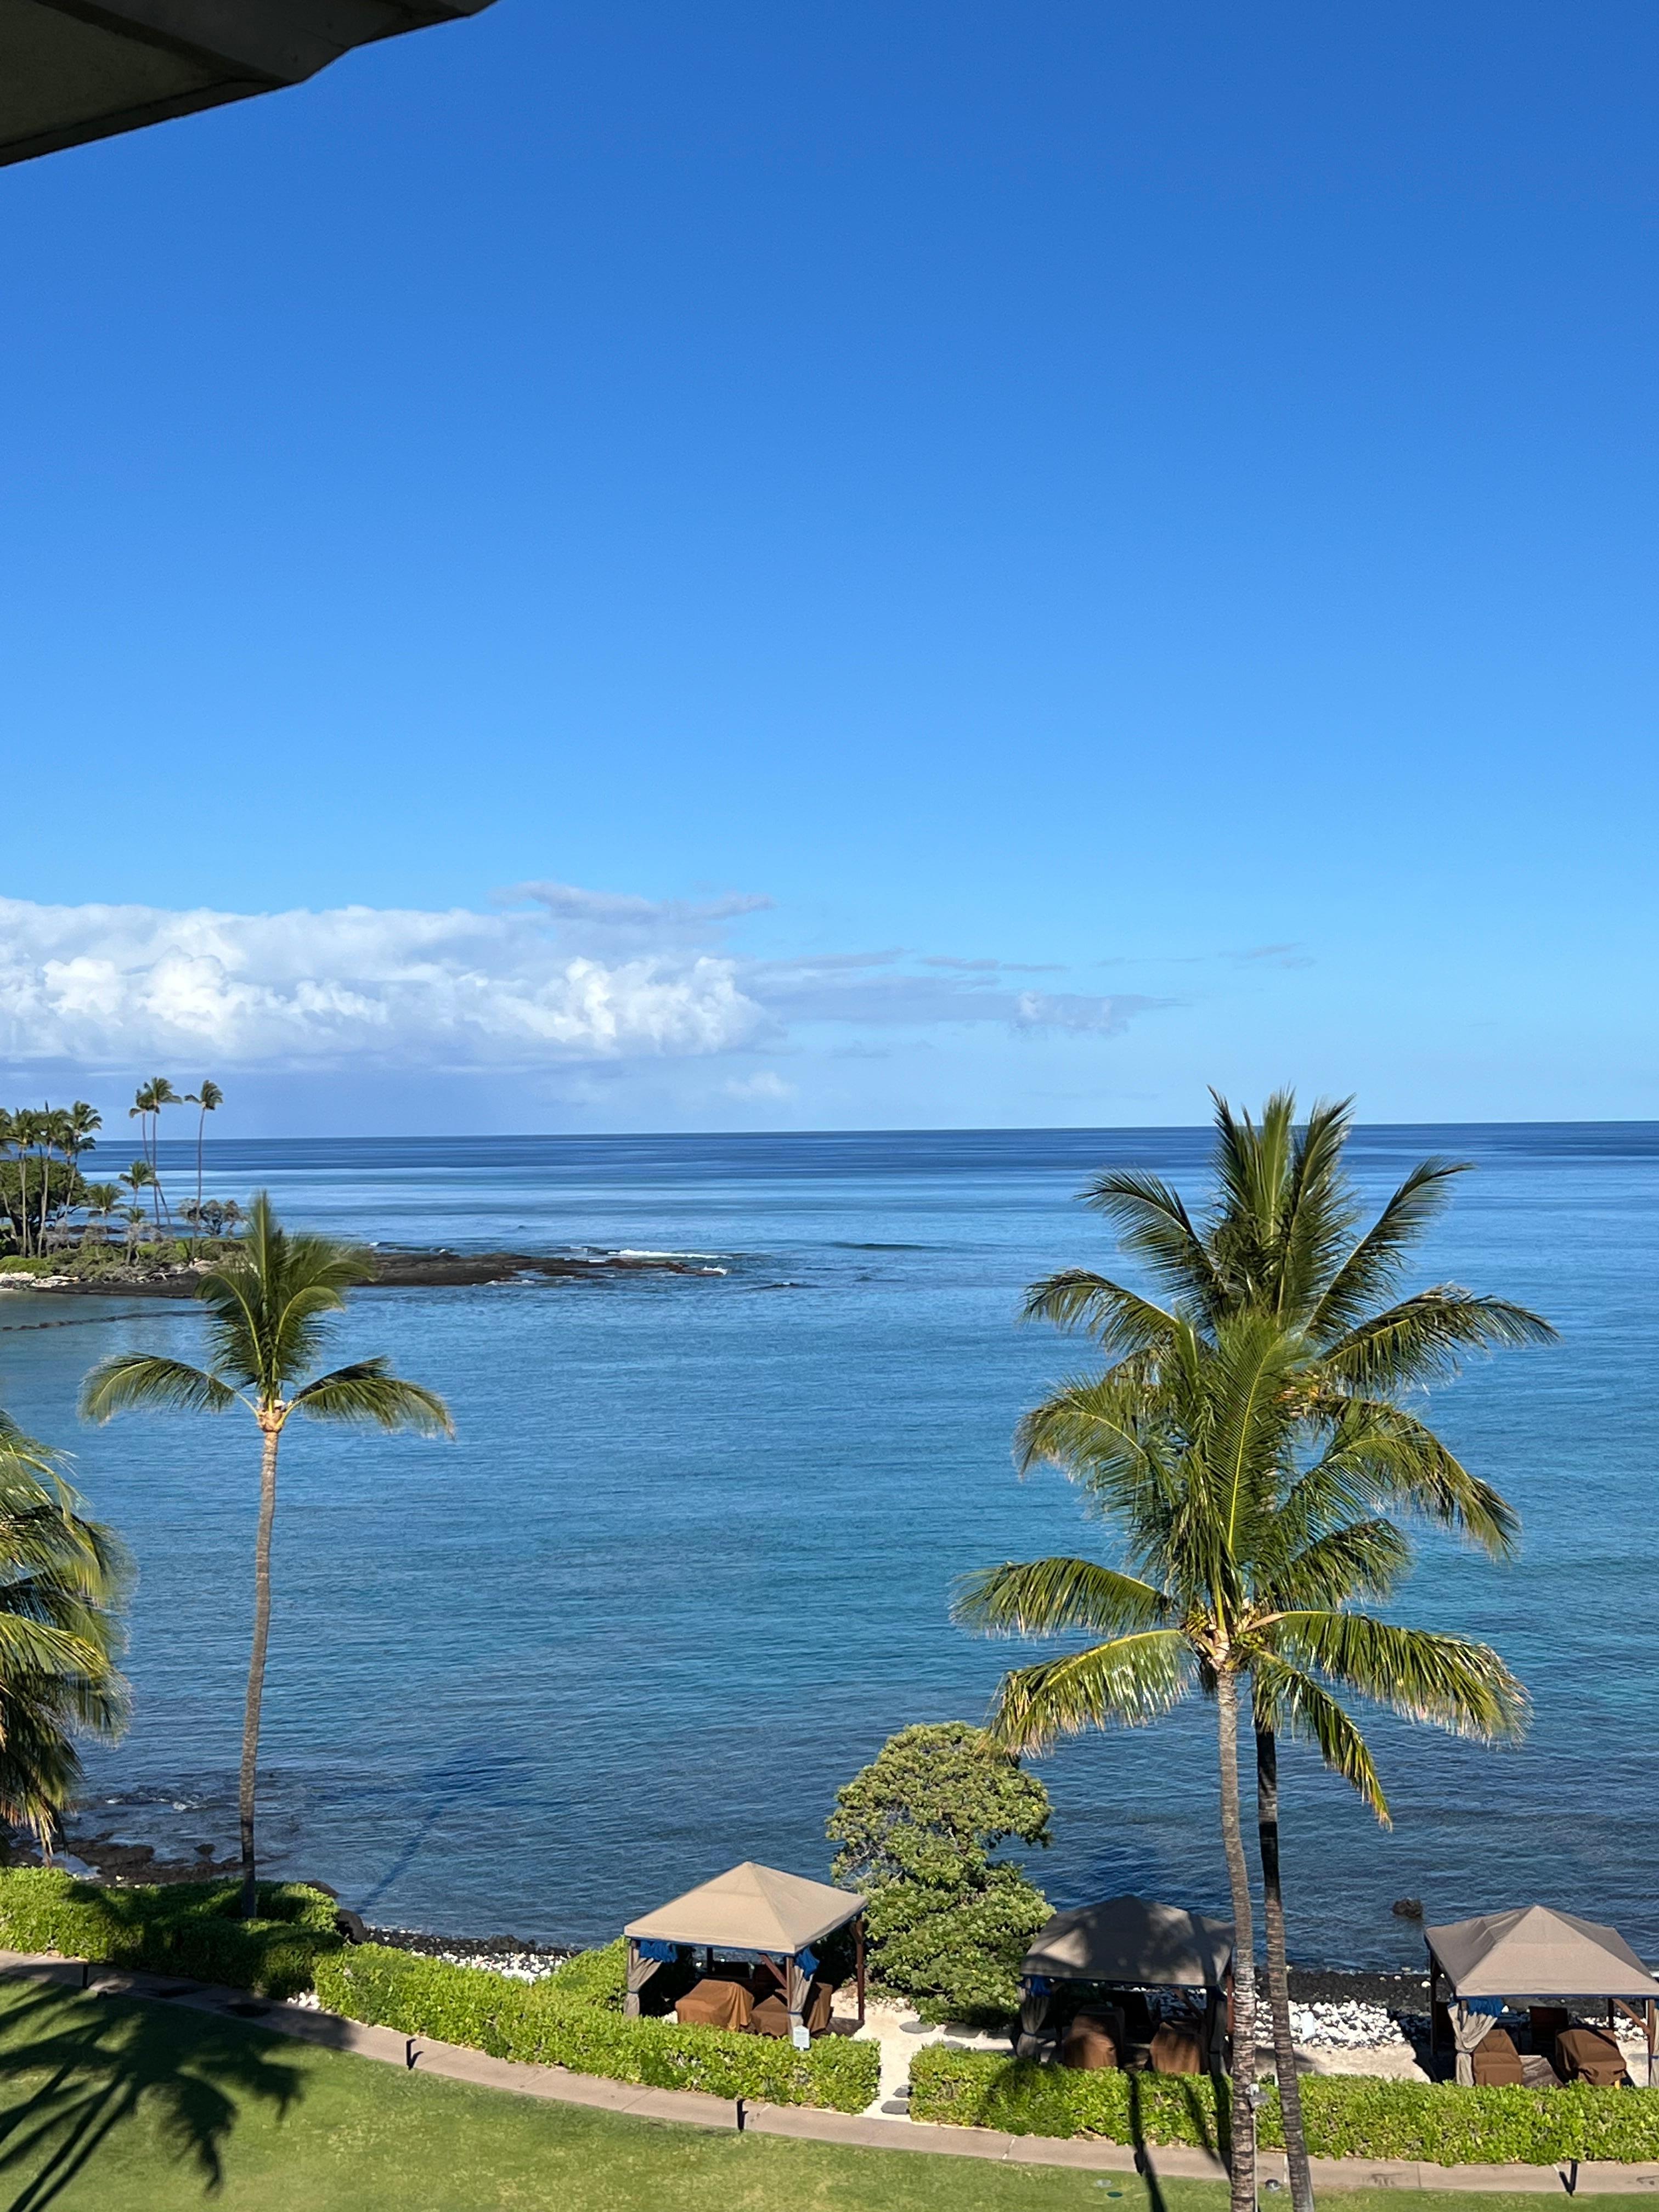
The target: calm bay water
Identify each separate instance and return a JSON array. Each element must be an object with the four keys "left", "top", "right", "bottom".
[{"left": 0, "top": 1125, "right": 1654, "bottom": 1966}]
